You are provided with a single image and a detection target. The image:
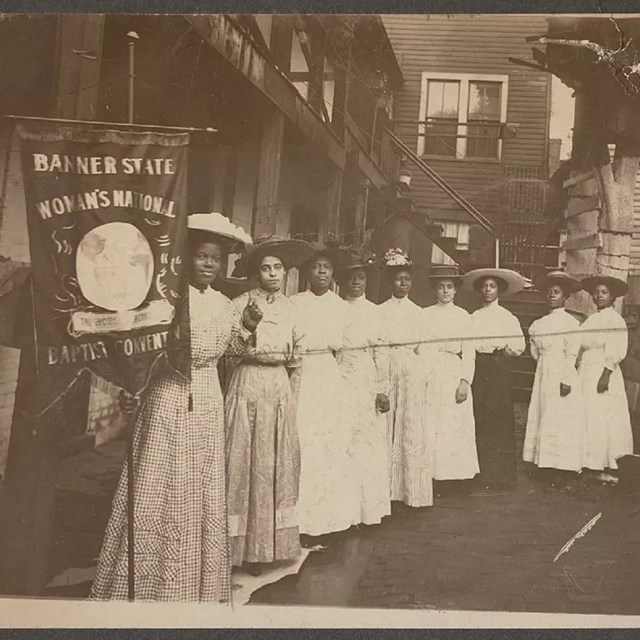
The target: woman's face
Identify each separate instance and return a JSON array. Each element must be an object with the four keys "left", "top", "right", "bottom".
[
  {"left": 547, "top": 284, "right": 566, "bottom": 310},
  {"left": 592, "top": 283, "right": 614, "bottom": 310},
  {"left": 343, "top": 268, "right": 367, "bottom": 298},
  {"left": 392, "top": 269, "right": 412, "bottom": 298},
  {"left": 435, "top": 279, "right": 456, "bottom": 304},
  {"left": 308, "top": 257, "right": 333, "bottom": 292},
  {"left": 480, "top": 277, "right": 500, "bottom": 305},
  {"left": 191, "top": 240, "right": 223, "bottom": 288},
  {"left": 258, "top": 255, "right": 285, "bottom": 292}
]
